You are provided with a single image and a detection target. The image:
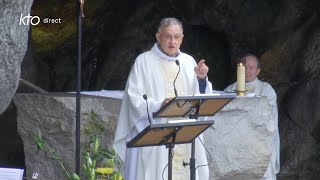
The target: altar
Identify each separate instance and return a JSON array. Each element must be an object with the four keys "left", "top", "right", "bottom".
[{"left": 13, "top": 91, "right": 275, "bottom": 180}]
